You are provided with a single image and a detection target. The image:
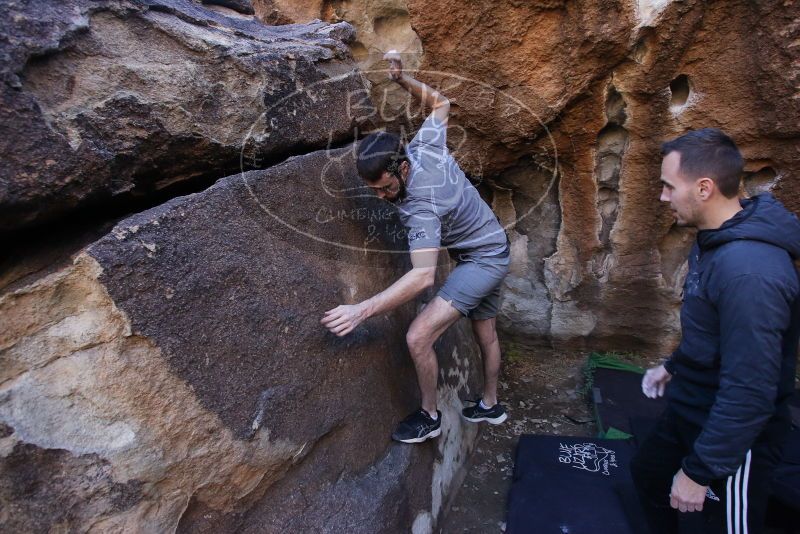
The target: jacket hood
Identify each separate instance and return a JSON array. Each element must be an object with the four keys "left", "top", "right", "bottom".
[{"left": 698, "top": 193, "right": 800, "bottom": 259}]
